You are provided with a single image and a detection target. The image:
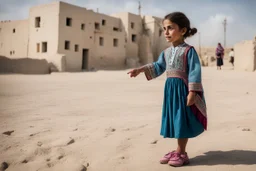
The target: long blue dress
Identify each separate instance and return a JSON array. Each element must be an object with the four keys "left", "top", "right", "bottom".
[{"left": 144, "top": 43, "right": 207, "bottom": 138}]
